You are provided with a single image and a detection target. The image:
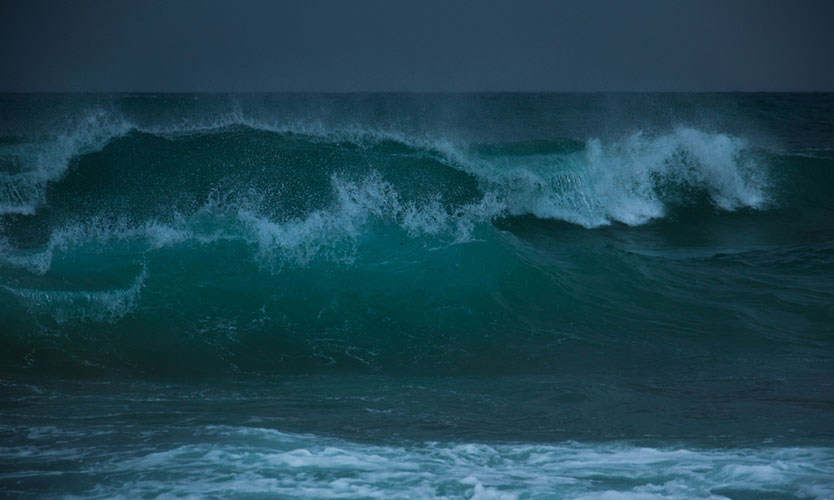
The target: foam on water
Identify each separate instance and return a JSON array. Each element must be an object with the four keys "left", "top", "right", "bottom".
[
  {"left": 239, "top": 173, "right": 502, "bottom": 270},
  {"left": 136, "top": 119, "right": 771, "bottom": 231},
  {"left": 0, "top": 112, "right": 772, "bottom": 286},
  {"left": 3, "top": 265, "right": 146, "bottom": 323},
  {"left": 2, "top": 94, "right": 833, "bottom": 499},
  {"left": 0, "top": 108, "right": 133, "bottom": 215},
  {"left": 0, "top": 105, "right": 462, "bottom": 218},
  {"left": 0, "top": 102, "right": 769, "bottom": 230},
  {"left": 7, "top": 426, "right": 826, "bottom": 500},
  {"left": 459, "top": 128, "right": 768, "bottom": 228},
  {"left": 0, "top": 173, "right": 501, "bottom": 276},
  {"left": 0, "top": 217, "right": 193, "bottom": 275}
]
